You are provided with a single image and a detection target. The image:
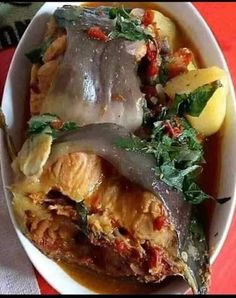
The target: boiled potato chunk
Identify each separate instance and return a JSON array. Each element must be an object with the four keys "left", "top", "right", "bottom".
[
  {"left": 164, "top": 67, "right": 228, "bottom": 136},
  {"left": 164, "top": 66, "right": 228, "bottom": 97},
  {"left": 186, "top": 87, "right": 227, "bottom": 136},
  {"left": 130, "top": 8, "right": 177, "bottom": 50},
  {"left": 151, "top": 10, "right": 177, "bottom": 50}
]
